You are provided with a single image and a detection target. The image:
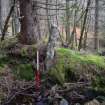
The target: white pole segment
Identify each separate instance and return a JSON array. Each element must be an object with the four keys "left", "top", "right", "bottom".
[{"left": 37, "top": 50, "right": 39, "bottom": 71}]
